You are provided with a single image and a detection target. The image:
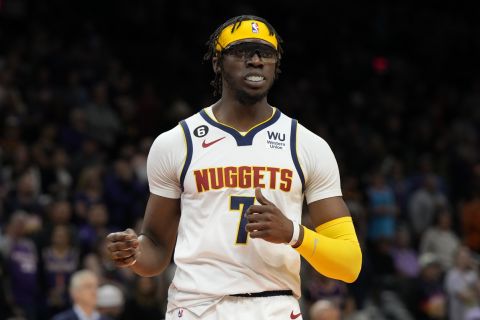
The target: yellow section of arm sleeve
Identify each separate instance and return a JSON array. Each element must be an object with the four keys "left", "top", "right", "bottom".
[{"left": 294, "top": 216, "right": 362, "bottom": 283}]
